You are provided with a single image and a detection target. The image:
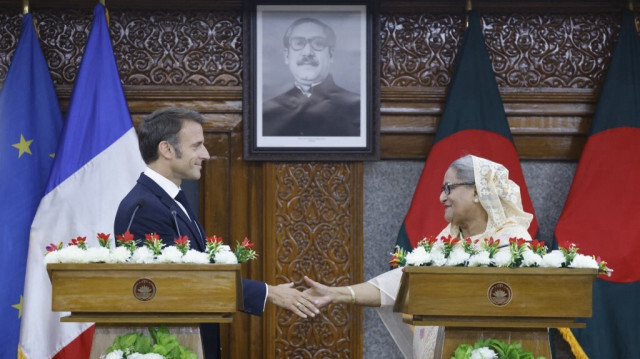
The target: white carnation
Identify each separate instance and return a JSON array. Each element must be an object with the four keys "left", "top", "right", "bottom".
[
  {"left": 492, "top": 249, "right": 512, "bottom": 267},
  {"left": 468, "top": 251, "right": 491, "bottom": 267},
  {"left": 103, "top": 349, "right": 124, "bottom": 359},
  {"left": 446, "top": 246, "right": 470, "bottom": 266},
  {"left": 127, "top": 353, "right": 165, "bottom": 359},
  {"left": 470, "top": 347, "right": 498, "bottom": 359},
  {"left": 521, "top": 249, "right": 542, "bottom": 267},
  {"left": 569, "top": 254, "right": 599, "bottom": 269},
  {"left": 44, "top": 251, "right": 61, "bottom": 264},
  {"left": 214, "top": 250, "right": 238, "bottom": 264},
  {"left": 57, "top": 246, "right": 88, "bottom": 263},
  {"left": 430, "top": 250, "right": 447, "bottom": 267},
  {"left": 541, "top": 250, "right": 565, "bottom": 268},
  {"left": 131, "top": 247, "right": 155, "bottom": 264},
  {"left": 156, "top": 246, "right": 183, "bottom": 263},
  {"left": 406, "top": 246, "right": 431, "bottom": 266},
  {"left": 85, "top": 247, "right": 110, "bottom": 263},
  {"left": 182, "top": 249, "right": 210, "bottom": 264},
  {"left": 108, "top": 246, "right": 132, "bottom": 263}
]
